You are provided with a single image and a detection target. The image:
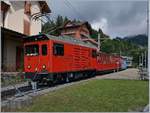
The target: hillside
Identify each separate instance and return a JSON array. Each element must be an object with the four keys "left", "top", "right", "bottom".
[
  {"left": 123, "top": 34, "right": 148, "bottom": 47},
  {"left": 100, "top": 37, "right": 147, "bottom": 67},
  {"left": 42, "top": 15, "right": 147, "bottom": 67}
]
